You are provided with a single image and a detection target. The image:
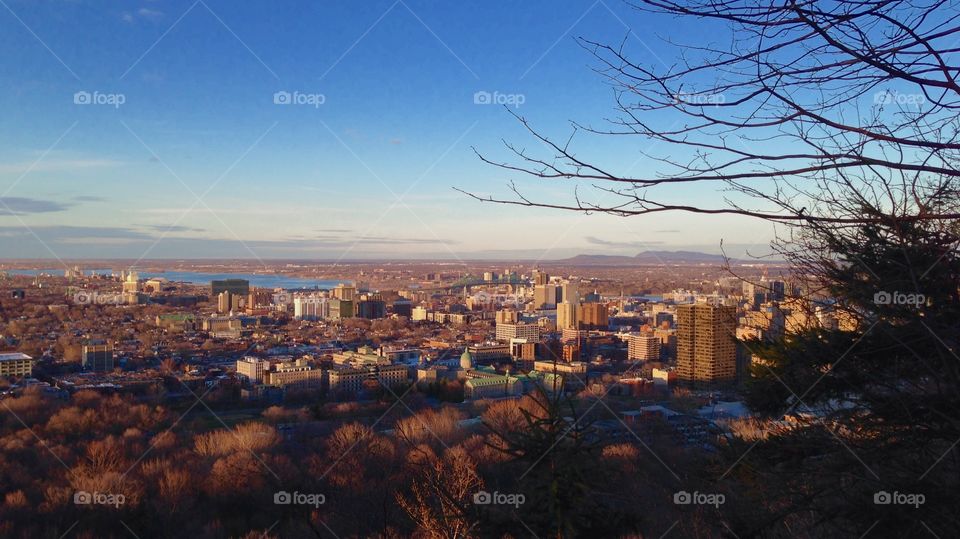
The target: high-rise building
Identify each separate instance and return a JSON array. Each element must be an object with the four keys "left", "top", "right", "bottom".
[
  {"left": 122, "top": 271, "right": 140, "bottom": 305},
  {"left": 329, "top": 298, "right": 354, "bottom": 320},
  {"left": 533, "top": 284, "right": 559, "bottom": 309},
  {"left": 217, "top": 291, "right": 244, "bottom": 313},
  {"left": 495, "top": 309, "right": 519, "bottom": 325},
  {"left": 332, "top": 284, "right": 356, "bottom": 301},
  {"left": 556, "top": 302, "right": 579, "bottom": 330},
  {"left": 211, "top": 279, "right": 250, "bottom": 297},
  {"left": 412, "top": 306, "right": 430, "bottom": 321},
  {"left": 676, "top": 304, "right": 737, "bottom": 386},
  {"left": 356, "top": 300, "right": 386, "bottom": 319},
  {"left": 391, "top": 299, "right": 413, "bottom": 317},
  {"left": 627, "top": 333, "right": 661, "bottom": 361},
  {"left": 532, "top": 269, "right": 550, "bottom": 286},
  {"left": 561, "top": 281, "right": 580, "bottom": 304},
  {"left": 294, "top": 296, "right": 328, "bottom": 320},
  {"left": 577, "top": 303, "right": 609, "bottom": 330},
  {"left": 496, "top": 322, "right": 541, "bottom": 343},
  {"left": 82, "top": 340, "right": 114, "bottom": 372},
  {"left": 248, "top": 288, "right": 273, "bottom": 309},
  {"left": 654, "top": 311, "right": 674, "bottom": 328}
]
